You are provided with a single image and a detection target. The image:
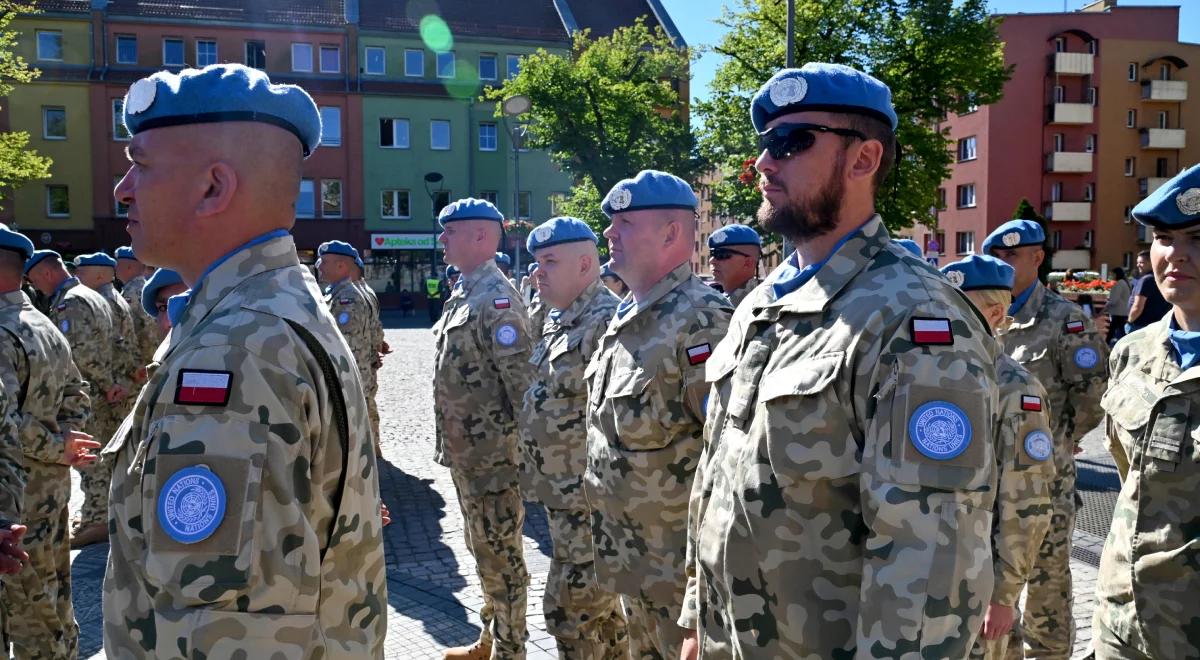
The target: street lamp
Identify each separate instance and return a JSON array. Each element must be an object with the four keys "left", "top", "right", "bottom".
[
  {"left": 424, "top": 171, "right": 444, "bottom": 279},
  {"left": 502, "top": 94, "right": 532, "bottom": 277}
]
